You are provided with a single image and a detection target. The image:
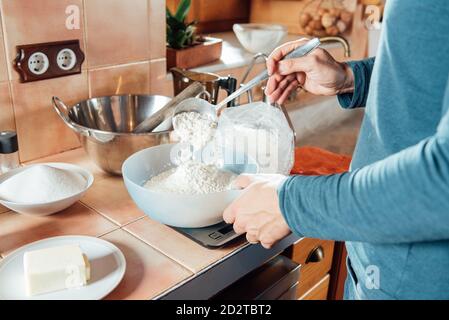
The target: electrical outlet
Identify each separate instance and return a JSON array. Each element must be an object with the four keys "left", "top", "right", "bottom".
[
  {"left": 27, "top": 52, "right": 50, "bottom": 75},
  {"left": 56, "top": 48, "right": 77, "bottom": 71},
  {"left": 14, "top": 40, "right": 85, "bottom": 83}
]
